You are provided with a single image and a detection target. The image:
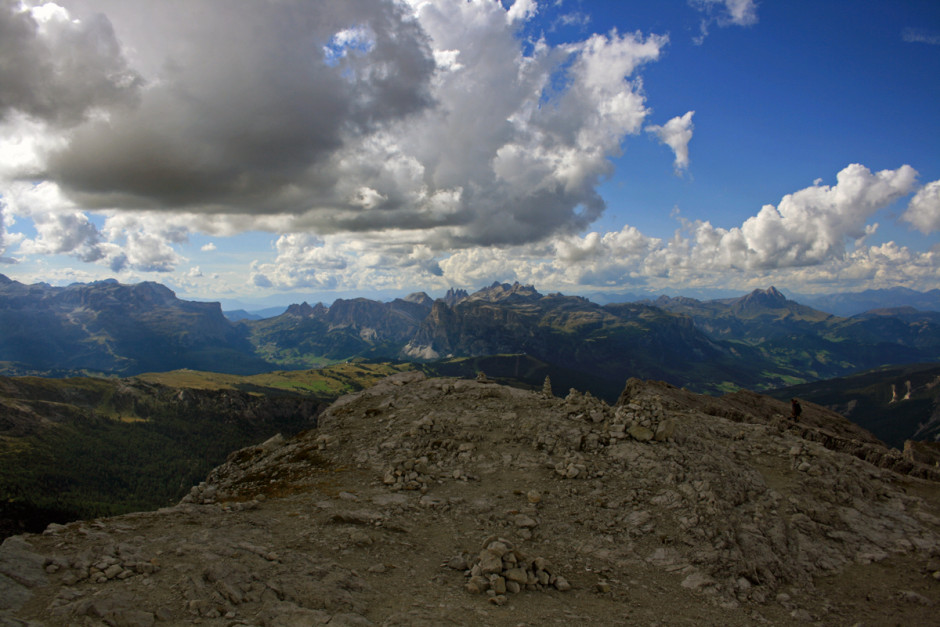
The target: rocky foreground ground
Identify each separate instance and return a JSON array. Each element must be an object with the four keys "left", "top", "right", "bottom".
[{"left": 2, "top": 372, "right": 939, "bottom": 626}]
